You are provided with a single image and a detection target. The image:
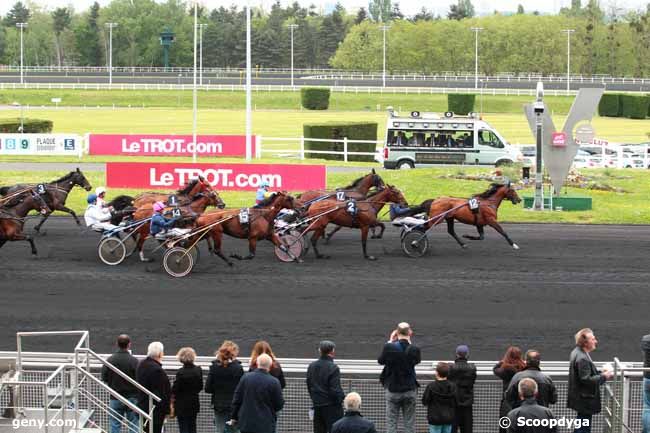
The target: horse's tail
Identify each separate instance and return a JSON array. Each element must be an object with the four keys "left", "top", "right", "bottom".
[
  {"left": 405, "top": 199, "right": 435, "bottom": 216},
  {"left": 107, "top": 195, "right": 135, "bottom": 211}
]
